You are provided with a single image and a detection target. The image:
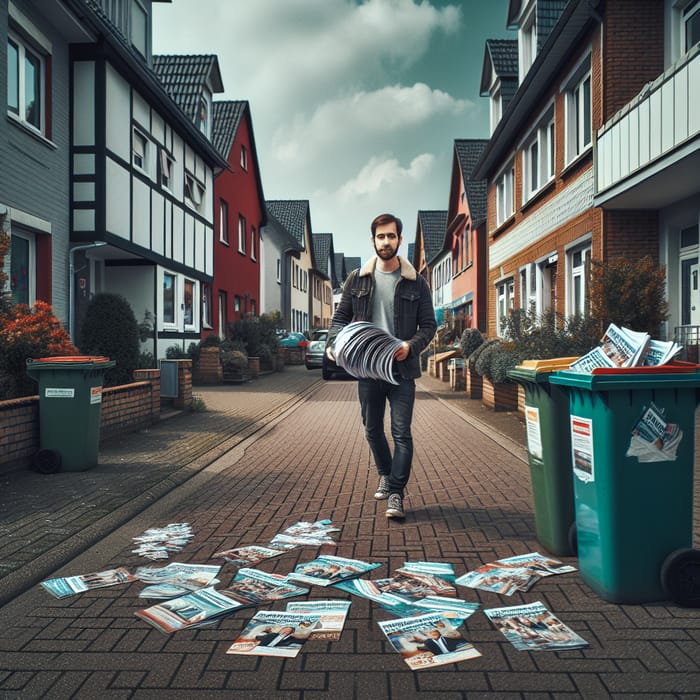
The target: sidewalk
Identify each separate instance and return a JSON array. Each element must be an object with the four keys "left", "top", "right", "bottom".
[{"left": 1, "top": 366, "right": 699, "bottom": 699}]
